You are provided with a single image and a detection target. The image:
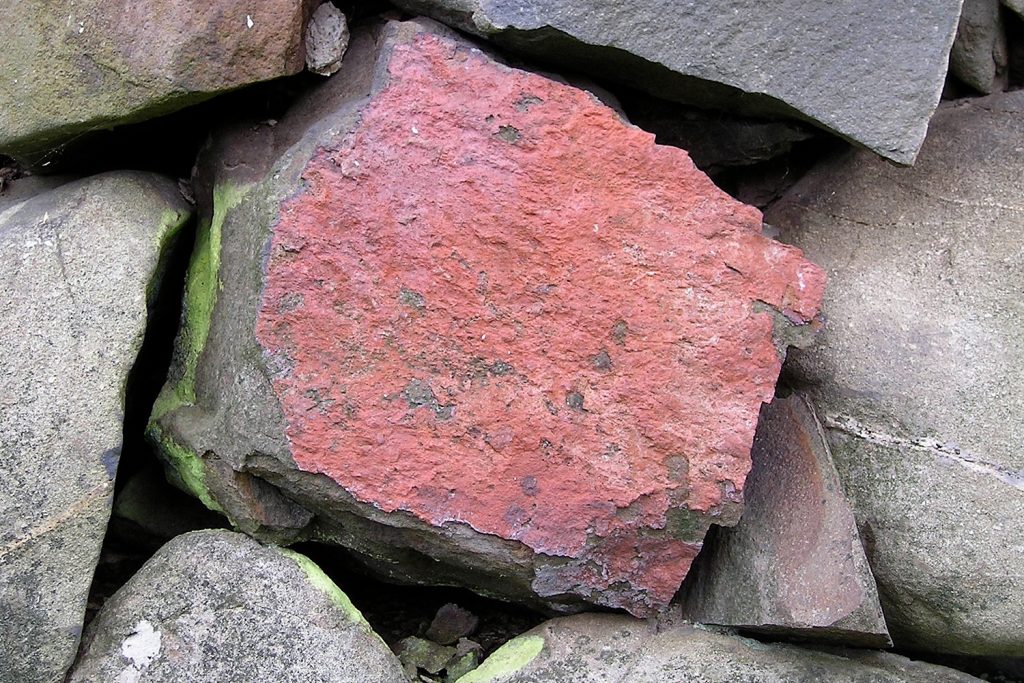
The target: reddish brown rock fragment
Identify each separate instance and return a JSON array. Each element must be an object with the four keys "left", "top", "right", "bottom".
[
  {"left": 680, "top": 395, "right": 889, "bottom": 645},
  {"left": 252, "top": 30, "right": 825, "bottom": 614}
]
